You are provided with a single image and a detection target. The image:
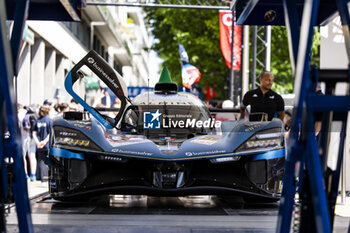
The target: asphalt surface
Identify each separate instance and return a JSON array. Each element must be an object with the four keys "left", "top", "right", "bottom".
[{"left": 3, "top": 181, "right": 350, "bottom": 233}]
